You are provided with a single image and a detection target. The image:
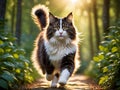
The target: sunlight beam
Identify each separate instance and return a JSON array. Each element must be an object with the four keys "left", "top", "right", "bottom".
[{"left": 71, "top": 0, "right": 77, "bottom": 3}]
